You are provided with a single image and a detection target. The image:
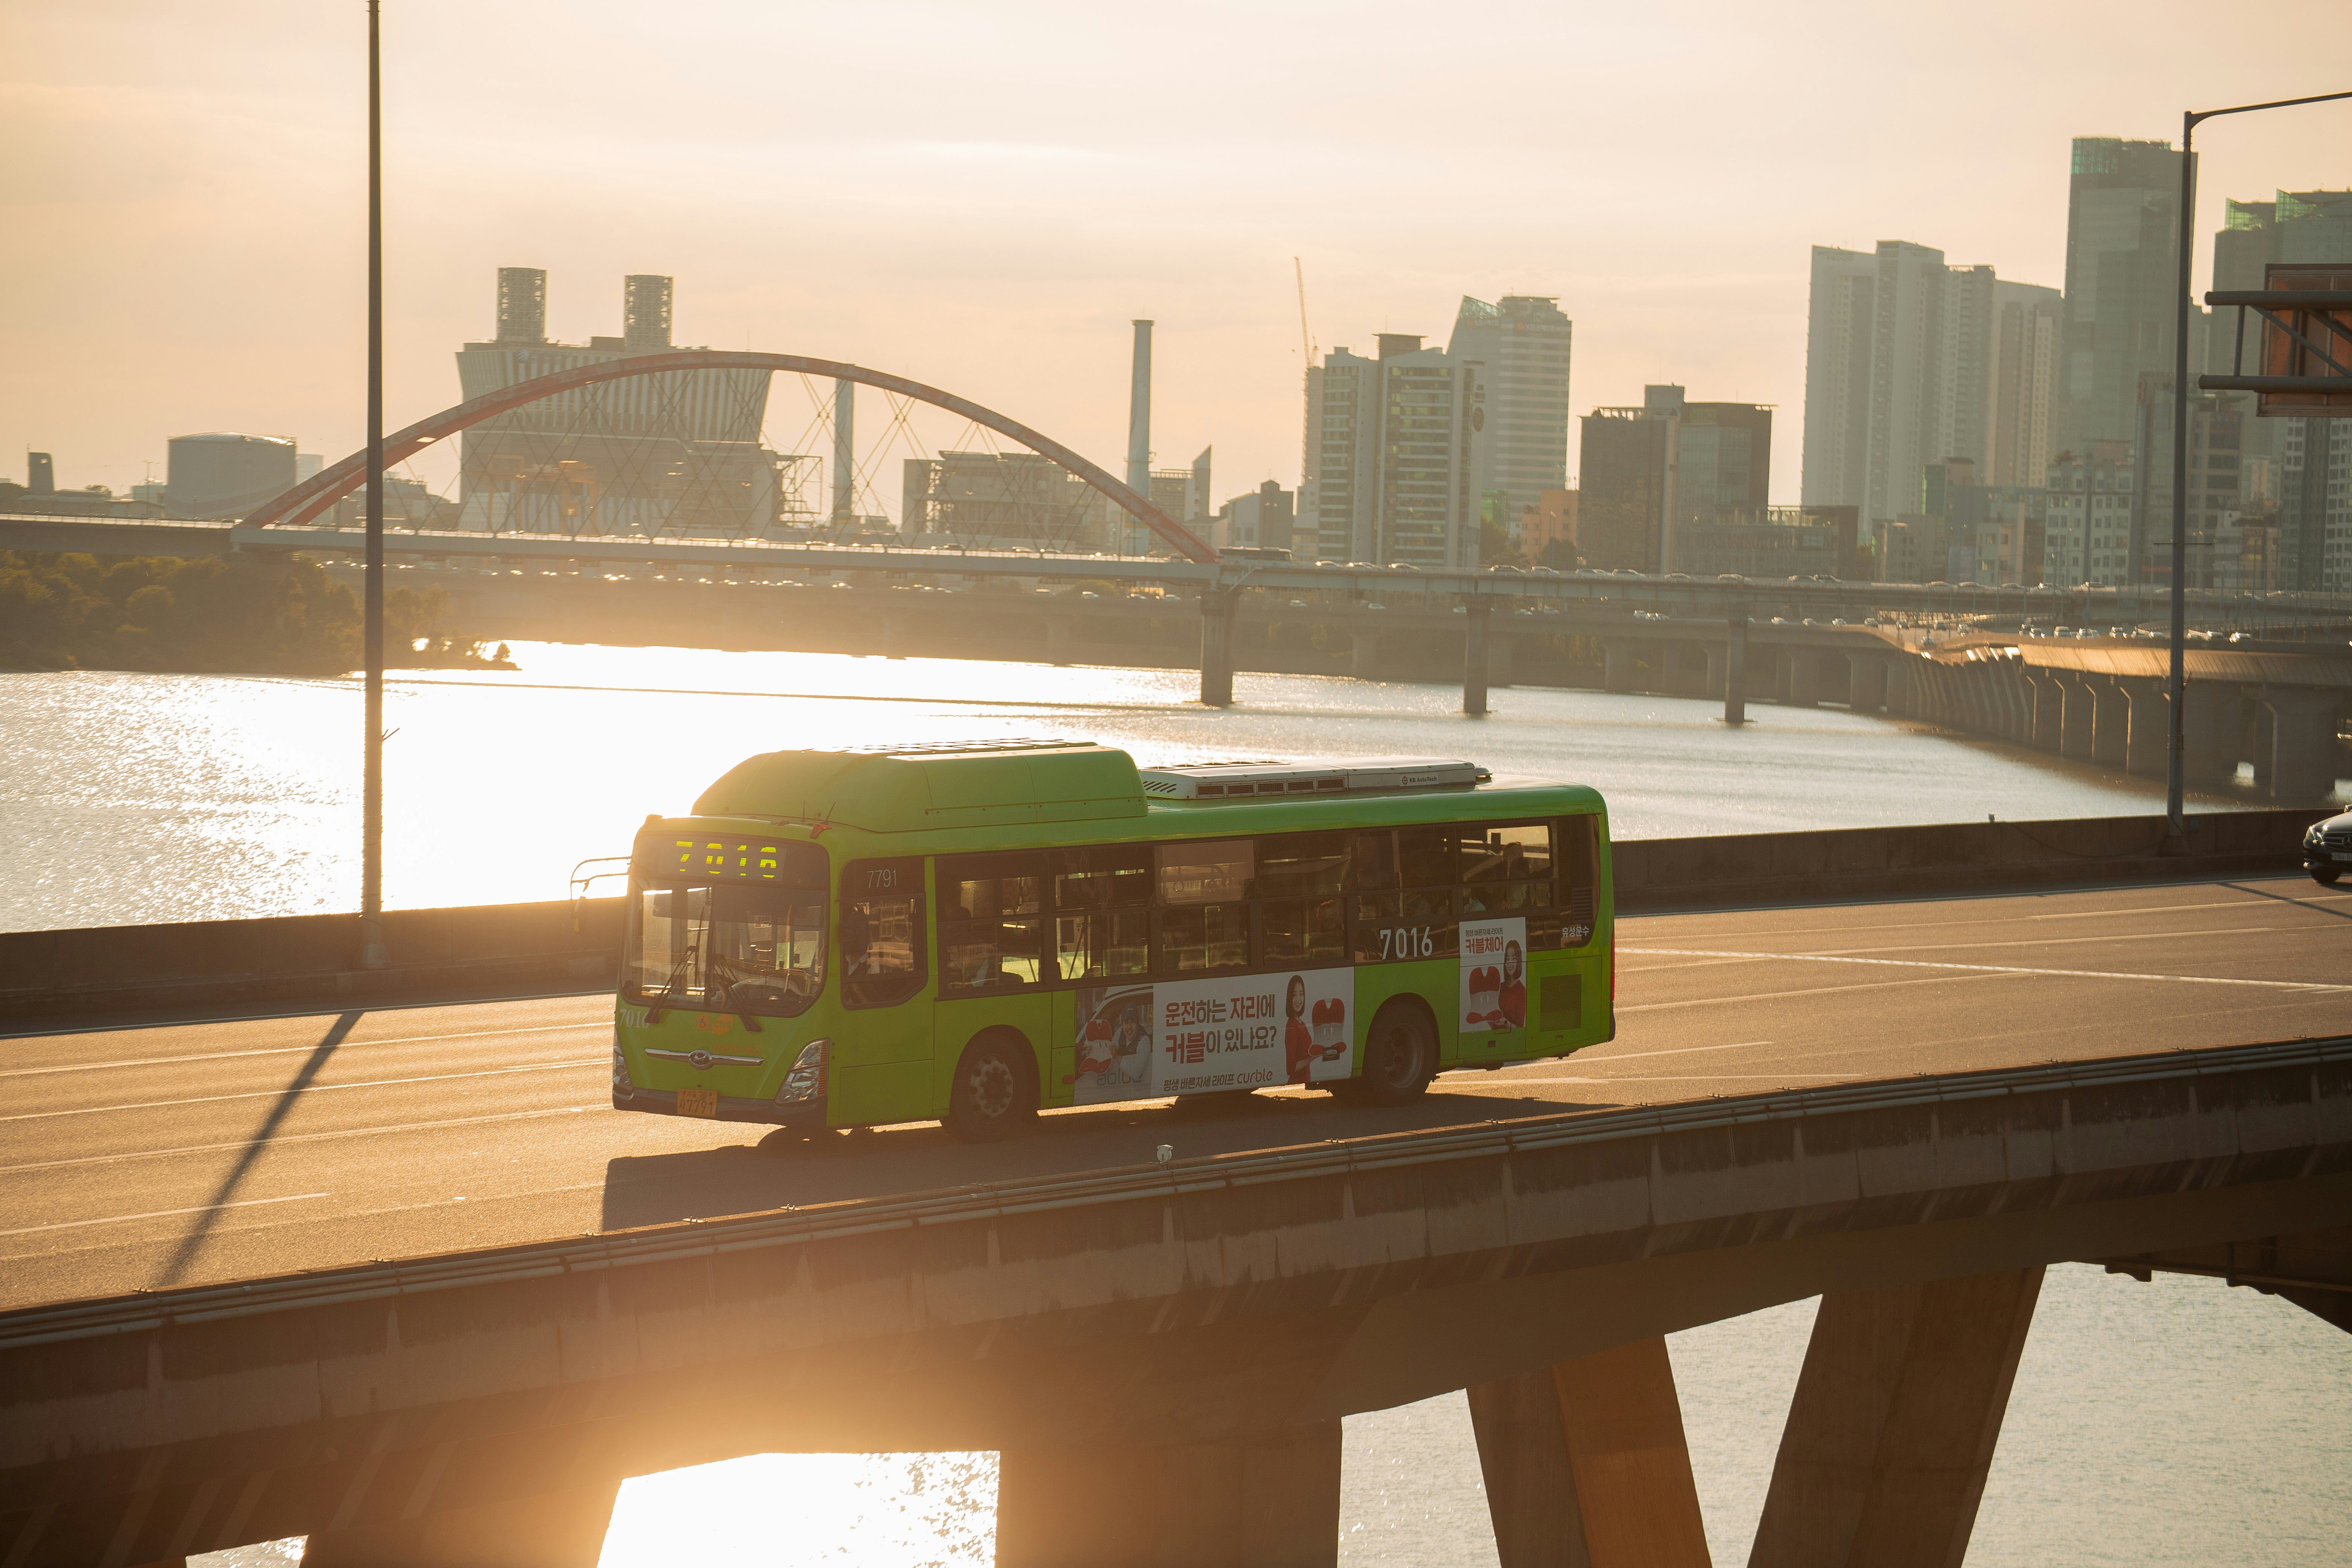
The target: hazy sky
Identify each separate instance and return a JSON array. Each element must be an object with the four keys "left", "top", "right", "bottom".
[{"left": 4, "top": 0, "right": 2347, "bottom": 513}]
